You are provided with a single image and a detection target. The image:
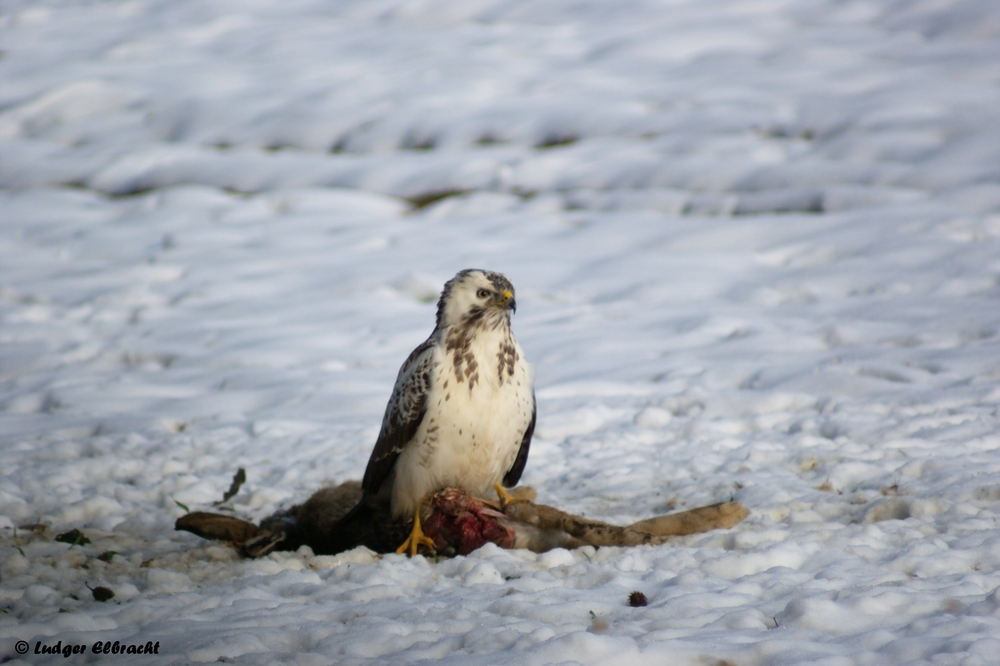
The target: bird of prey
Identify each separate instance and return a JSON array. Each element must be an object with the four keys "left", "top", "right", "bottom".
[{"left": 361, "top": 269, "right": 536, "bottom": 556}]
